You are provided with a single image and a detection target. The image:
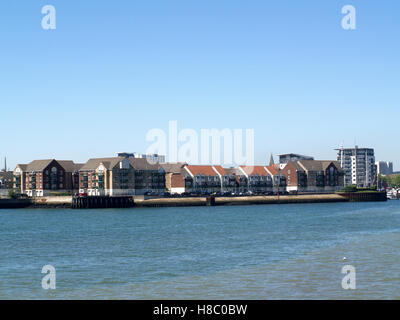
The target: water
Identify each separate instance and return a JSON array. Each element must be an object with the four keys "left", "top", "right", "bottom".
[{"left": 1, "top": 201, "right": 400, "bottom": 299}]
